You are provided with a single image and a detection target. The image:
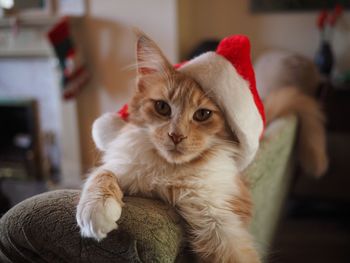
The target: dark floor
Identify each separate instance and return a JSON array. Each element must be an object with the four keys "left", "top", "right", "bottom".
[
  {"left": 267, "top": 132, "right": 350, "bottom": 263},
  {"left": 268, "top": 200, "right": 350, "bottom": 263}
]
